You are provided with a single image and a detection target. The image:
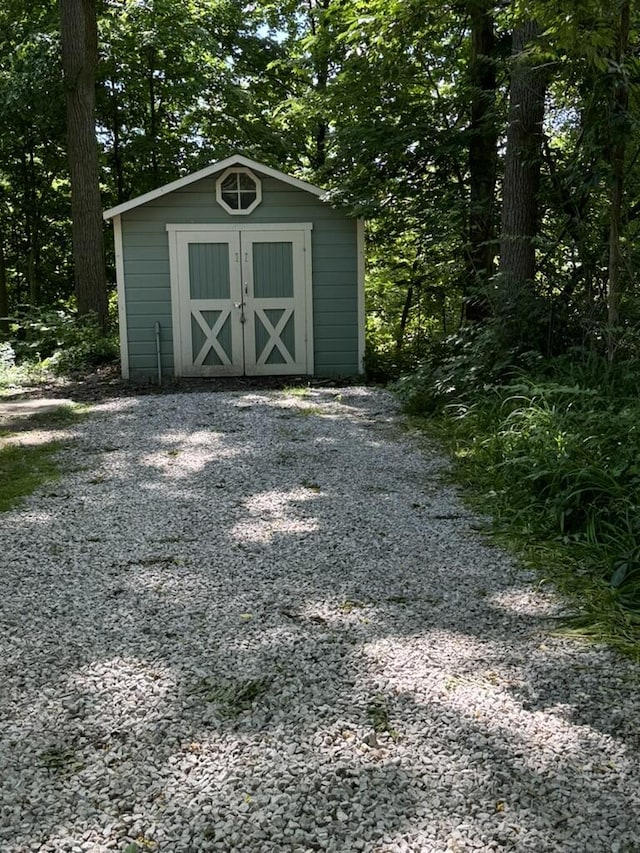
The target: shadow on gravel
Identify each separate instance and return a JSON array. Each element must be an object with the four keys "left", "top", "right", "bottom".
[{"left": 1, "top": 389, "right": 639, "bottom": 852}]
